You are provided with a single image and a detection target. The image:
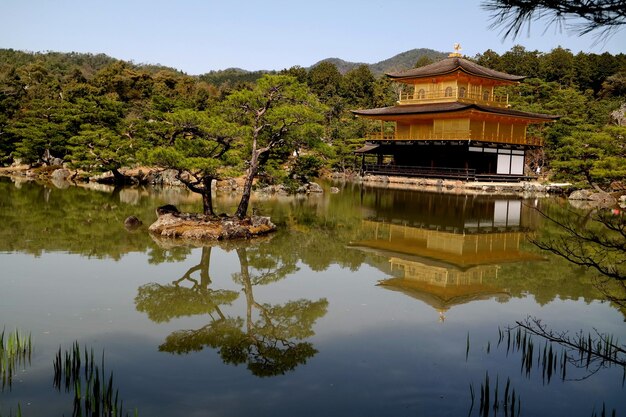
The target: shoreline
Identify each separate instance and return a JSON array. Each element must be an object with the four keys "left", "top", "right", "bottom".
[
  {"left": 0, "top": 165, "right": 572, "bottom": 197},
  {"left": 353, "top": 173, "right": 571, "bottom": 197}
]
